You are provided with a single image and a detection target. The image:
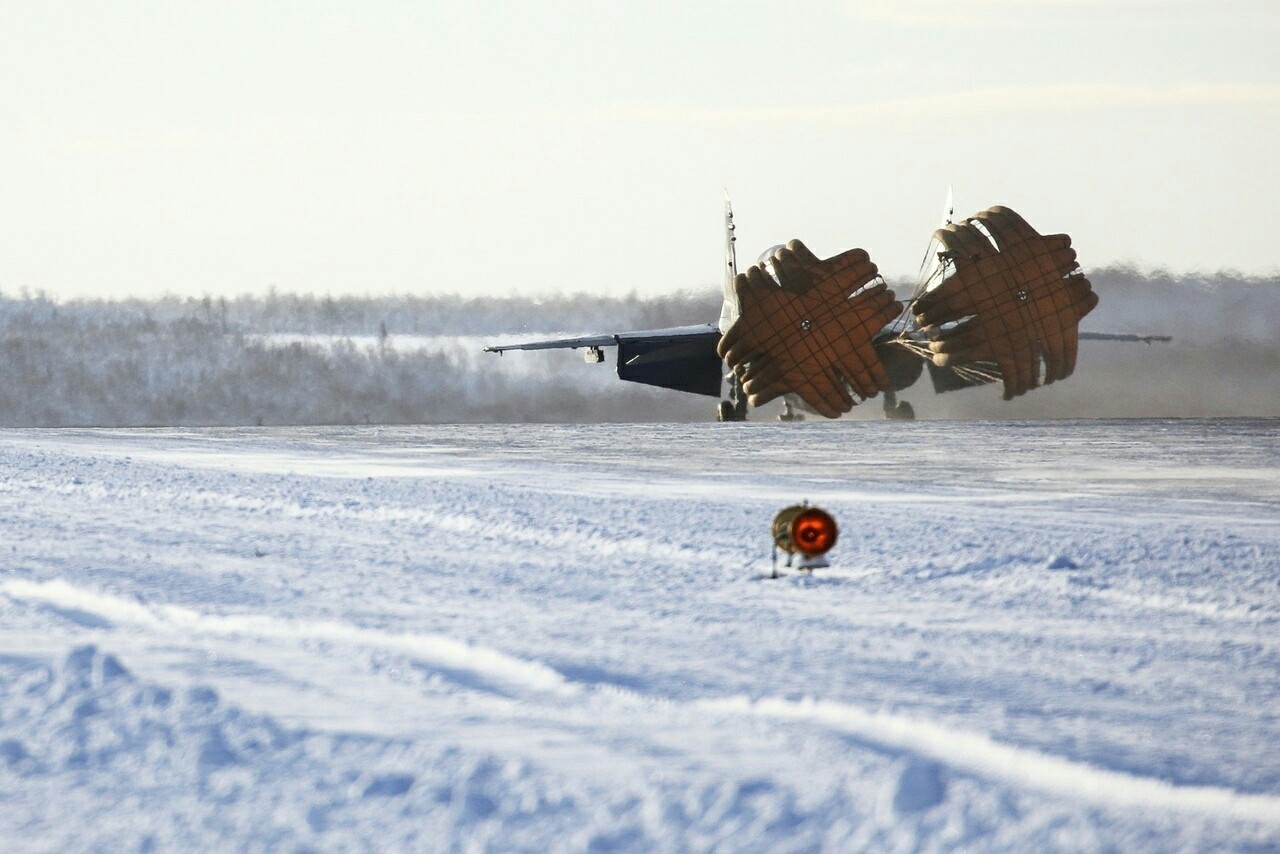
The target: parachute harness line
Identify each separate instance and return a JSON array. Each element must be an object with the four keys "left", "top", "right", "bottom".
[
  {"left": 716, "top": 240, "right": 903, "bottom": 419},
  {"left": 896, "top": 206, "right": 1098, "bottom": 400}
]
